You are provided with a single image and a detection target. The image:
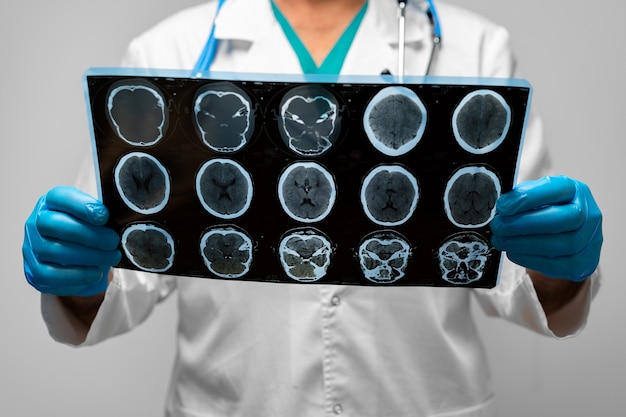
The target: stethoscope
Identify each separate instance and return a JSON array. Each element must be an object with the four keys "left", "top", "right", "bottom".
[
  {"left": 399, "top": 0, "right": 441, "bottom": 77},
  {"left": 193, "top": 0, "right": 442, "bottom": 76}
]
